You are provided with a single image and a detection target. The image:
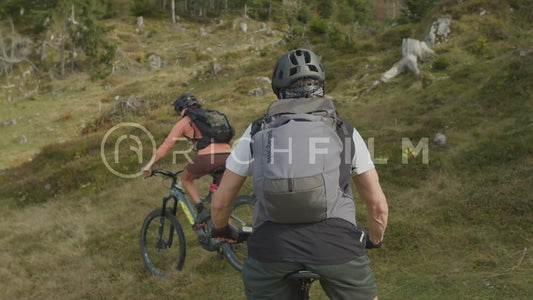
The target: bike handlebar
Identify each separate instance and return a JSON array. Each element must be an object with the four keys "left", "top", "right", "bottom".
[
  {"left": 148, "top": 169, "right": 184, "bottom": 179},
  {"left": 215, "top": 225, "right": 381, "bottom": 248}
]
